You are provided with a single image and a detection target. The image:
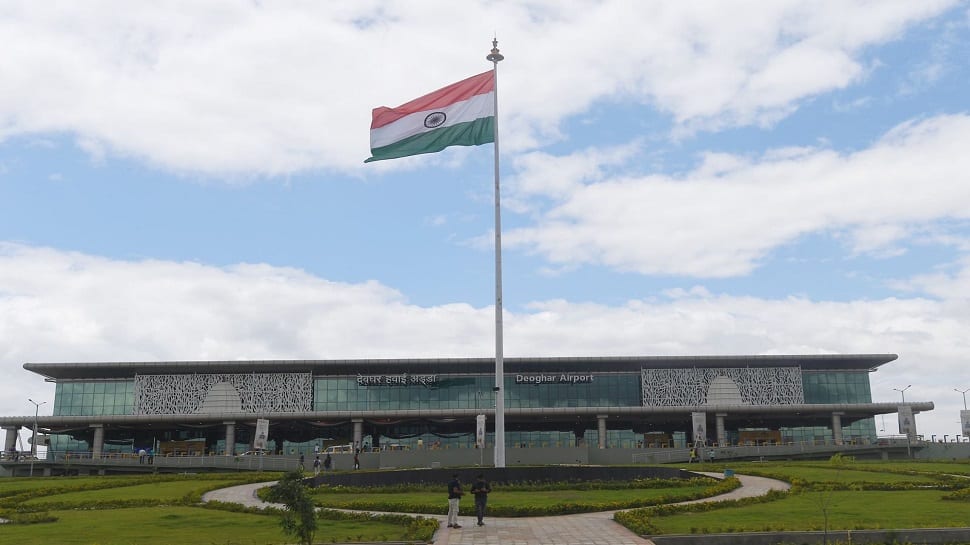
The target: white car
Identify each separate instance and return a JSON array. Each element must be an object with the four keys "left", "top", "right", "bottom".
[{"left": 323, "top": 444, "right": 355, "bottom": 454}]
